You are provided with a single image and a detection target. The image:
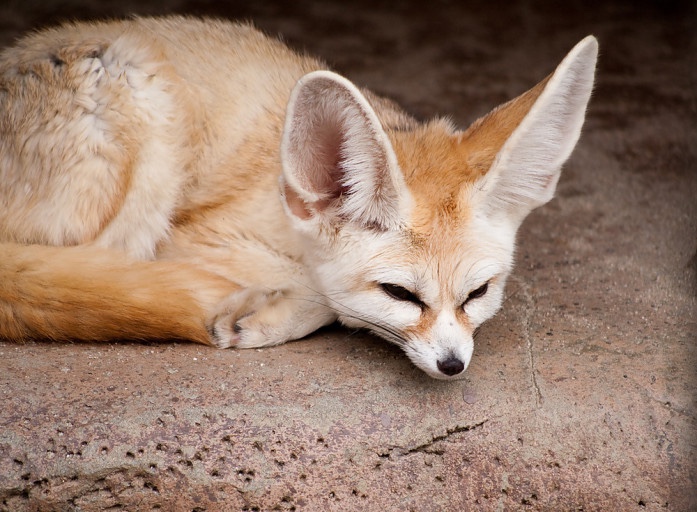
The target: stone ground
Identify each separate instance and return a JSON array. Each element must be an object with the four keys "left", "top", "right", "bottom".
[{"left": 0, "top": 0, "right": 695, "bottom": 510}]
